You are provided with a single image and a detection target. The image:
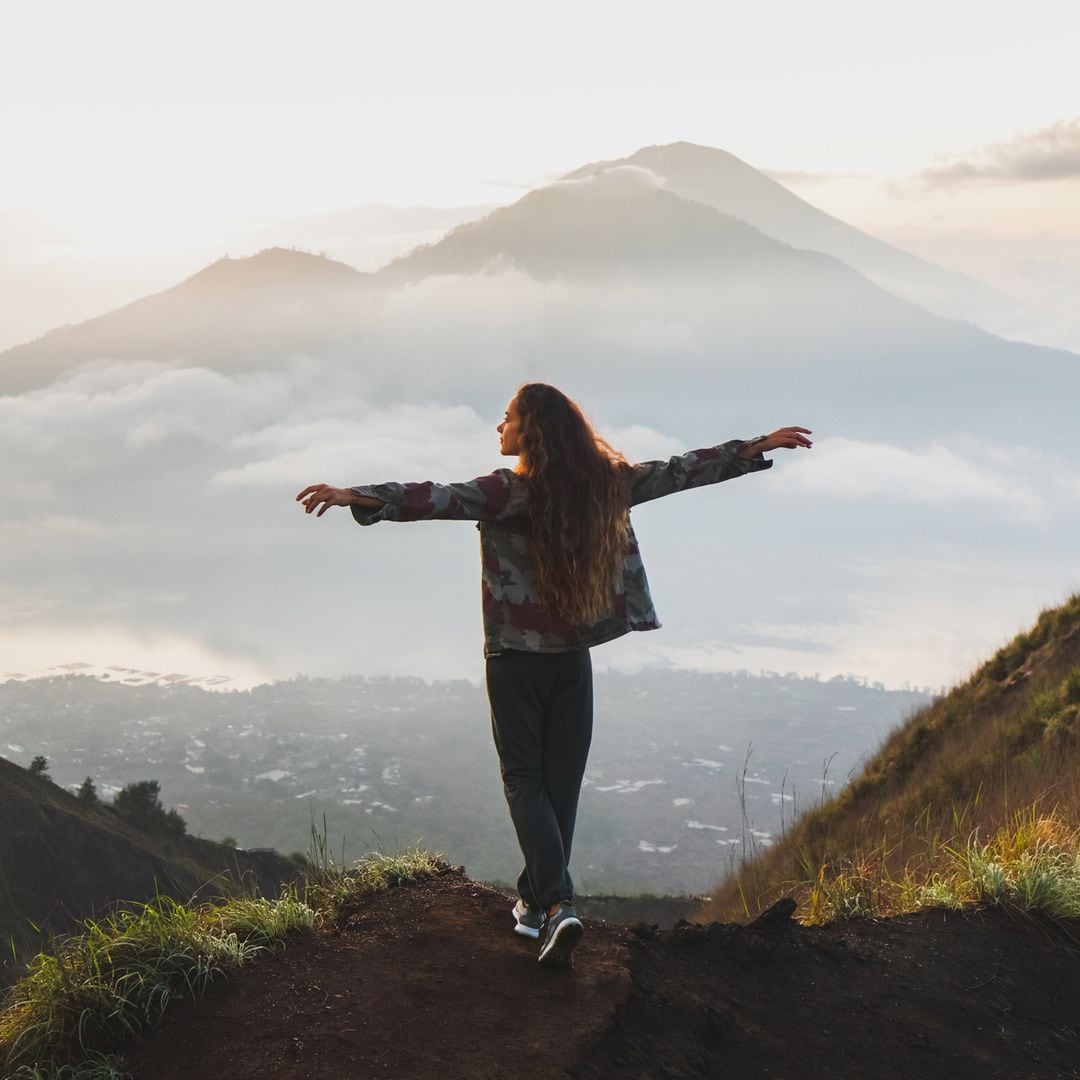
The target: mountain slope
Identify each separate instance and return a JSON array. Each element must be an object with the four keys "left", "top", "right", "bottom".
[
  {"left": 0, "top": 755, "right": 301, "bottom": 986},
  {"left": 372, "top": 167, "right": 997, "bottom": 347},
  {"left": 368, "top": 163, "right": 1041, "bottom": 368},
  {"left": 563, "top": 141, "right": 1007, "bottom": 321},
  {"left": 372, "top": 166, "right": 1076, "bottom": 439},
  {"left": 377, "top": 166, "right": 825, "bottom": 281},
  {"left": 0, "top": 247, "right": 374, "bottom": 393},
  {"left": 704, "top": 593, "right": 1080, "bottom": 921}
]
